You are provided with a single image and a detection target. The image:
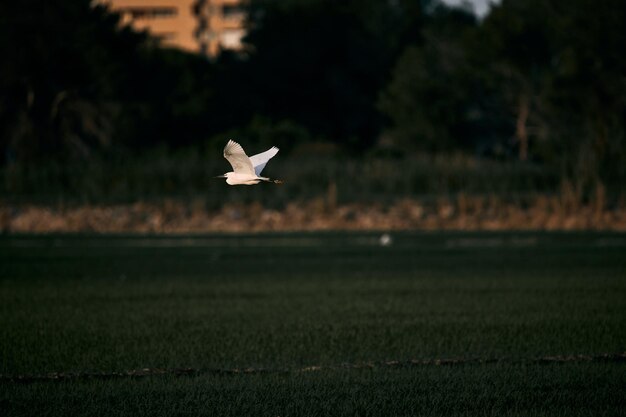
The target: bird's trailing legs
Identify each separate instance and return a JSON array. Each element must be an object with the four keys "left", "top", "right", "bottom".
[{"left": 260, "top": 177, "right": 283, "bottom": 184}]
